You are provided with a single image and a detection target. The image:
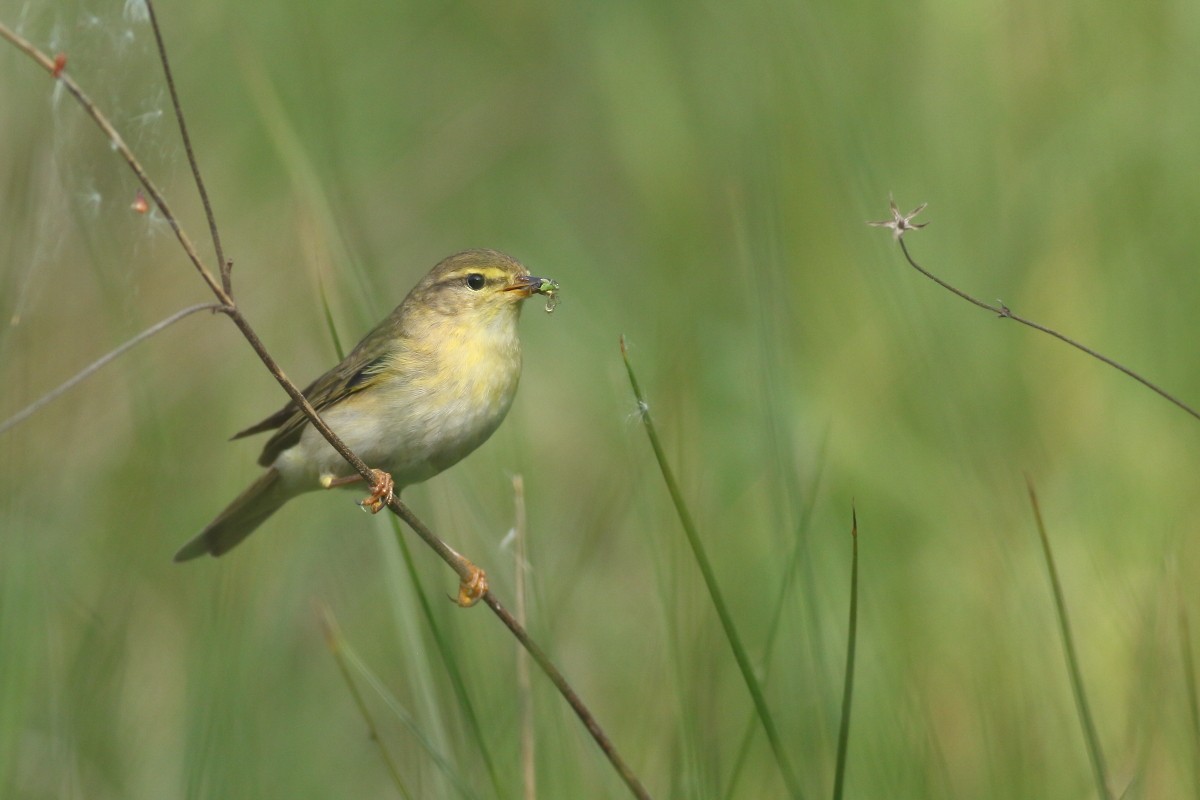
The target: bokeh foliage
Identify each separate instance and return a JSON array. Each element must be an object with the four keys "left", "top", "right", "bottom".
[{"left": 3, "top": 0, "right": 1200, "bottom": 797}]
